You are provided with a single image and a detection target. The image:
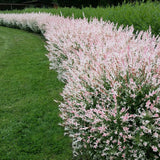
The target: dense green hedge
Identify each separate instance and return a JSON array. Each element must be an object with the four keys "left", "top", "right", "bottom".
[{"left": 1, "top": 2, "right": 160, "bottom": 36}]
